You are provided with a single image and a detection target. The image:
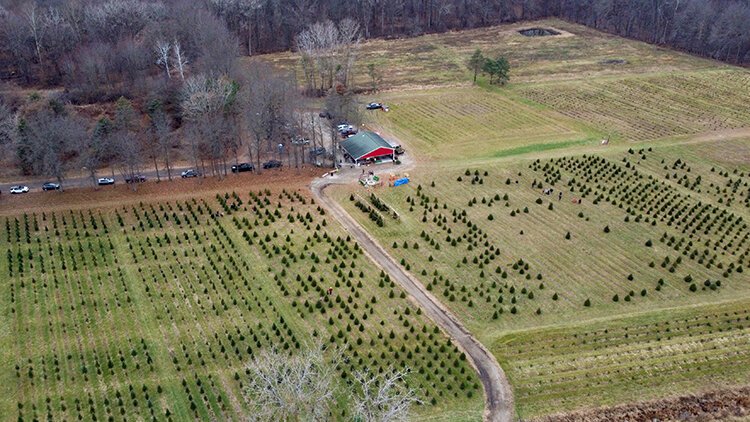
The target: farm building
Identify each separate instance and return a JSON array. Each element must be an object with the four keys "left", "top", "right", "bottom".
[{"left": 341, "top": 131, "right": 396, "bottom": 164}]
